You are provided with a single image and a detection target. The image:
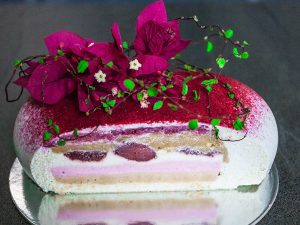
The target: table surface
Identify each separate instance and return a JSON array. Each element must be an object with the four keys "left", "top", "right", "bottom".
[{"left": 0, "top": 1, "right": 299, "bottom": 224}]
